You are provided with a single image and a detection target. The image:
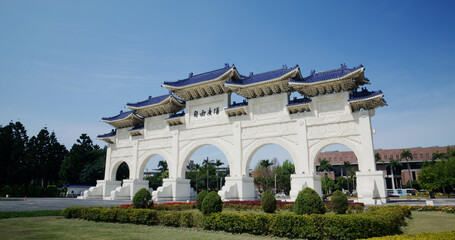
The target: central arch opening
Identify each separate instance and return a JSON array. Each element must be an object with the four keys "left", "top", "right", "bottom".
[
  {"left": 141, "top": 155, "right": 168, "bottom": 191},
  {"left": 184, "top": 145, "right": 228, "bottom": 193},
  {"left": 248, "top": 144, "right": 295, "bottom": 198},
  {"left": 315, "top": 144, "right": 358, "bottom": 196}
]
